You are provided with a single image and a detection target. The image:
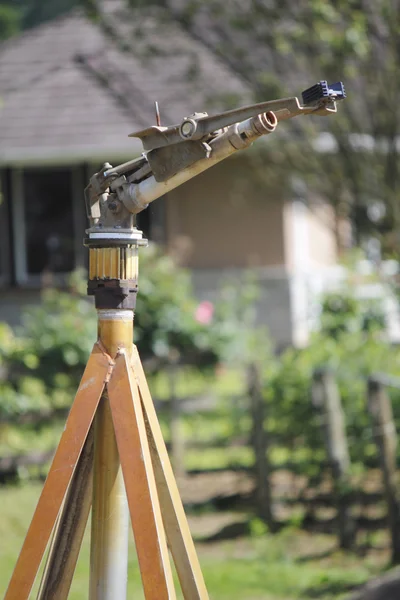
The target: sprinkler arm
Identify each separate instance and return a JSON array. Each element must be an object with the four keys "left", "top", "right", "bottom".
[
  {"left": 85, "top": 81, "right": 345, "bottom": 238},
  {"left": 128, "top": 88, "right": 341, "bottom": 152}
]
